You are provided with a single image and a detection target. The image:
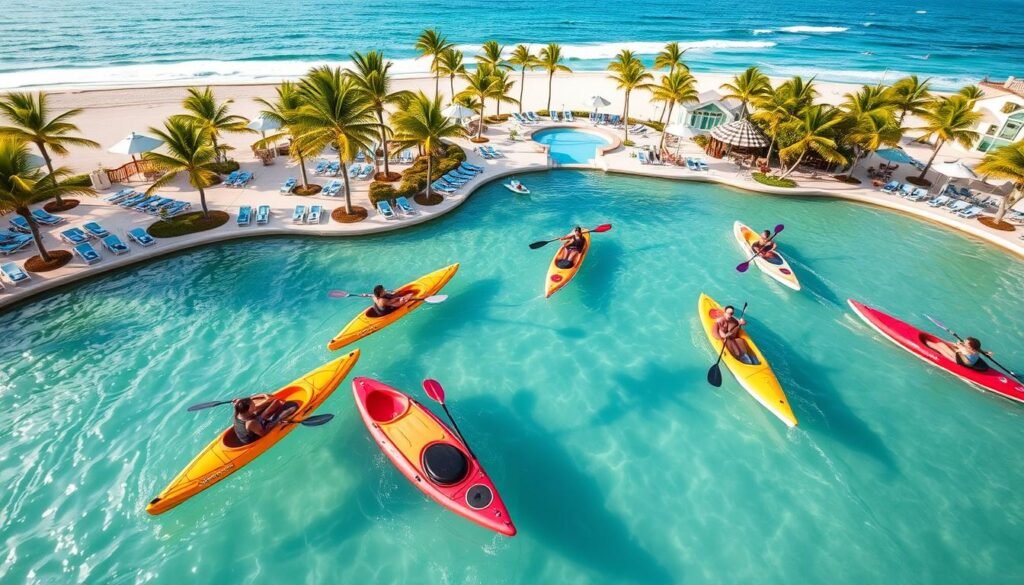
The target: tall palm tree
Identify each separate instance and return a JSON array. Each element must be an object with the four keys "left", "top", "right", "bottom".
[
  {"left": 436, "top": 48, "right": 466, "bottom": 101},
  {"left": 608, "top": 54, "right": 652, "bottom": 142},
  {"left": 508, "top": 45, "right": 540, "bottom": 114},
  {"left": 254, "top": 81, "right": 315, "bottom": 191},
  {"left": 653, "top": 42, "right": 688, "bottom": 125},
  {"left": 390, "top": 92, "right": 466, "bottom": 201},
  {"left": 779, "top": 75, "right": 817, "bottom": 111},
  {"left": 0, "top": 92, "right": 98, "bottom": 208},
  {"left": 778, "top": 105, "right": 847, "bottom": 179},
  {"left": 538, "top": 43, "right": 572, "bottom": 113},
  {"left": 752, "top": 82, "right": 801, "bottom": 167},
  {"left": 292, "top": 66, "right": 379, "bottom": 215},
  {"left": 490, "top": 68, "right": 518, "bottom": 118},
  {"left": 176, "top": 87, "right": 251, "bottom": 163},
  {"left": 649, "top": 70, "right": 698, "bottom": 151},
  {"left": 457, "top": 65, "right": 501, "bottom": 141},
  {"left": 841, "top": 84, "right": 898, "bottom": 178},
  {"left": 0, "top": 138, "right": 94, "bottom": 263},
  {"left": 975, "top": 139, "right": 1024, "bottom": 224},
  {"left": 144, "top": 118, "right": 220, "bottom": 218},
  {"left": 415, "top": 28, "right": 454, "bottom": 99},
  {"left": 346, "top": 50, "right": 414, "bottom": 179},
  {"left": 913, "top": 95, "right": 982, "bottom": 182},
  {"left": 887, "top": 75, "right": 932, "bottom": 127},
  {"left": 720, "top": 66, "right": 771, "bottom": 119},
  {"left": 477, "top": 40, "right": 510, "bottom": 71}
]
